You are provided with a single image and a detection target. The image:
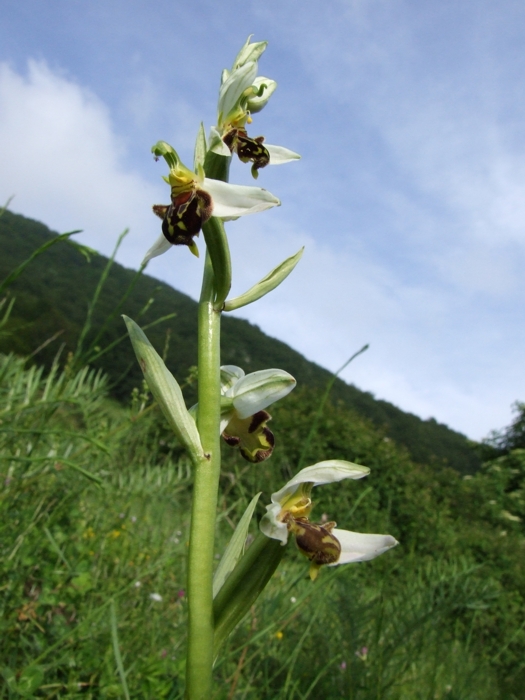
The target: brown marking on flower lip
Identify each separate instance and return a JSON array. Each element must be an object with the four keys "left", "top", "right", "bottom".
[
  {"left": 140, "top": 358, "right": 147, "bottom": 373},
  {"left": 153, "top": 188, "right": 213, "bottom": 248},
  {"left": 152, "top": 204, "right": 169, "bottom": 219},
  {"left": 242, "top": 427, "right": 274, "bottom": 463},
  {"left": 222, "top": 128, "right": 270, "bottom": 174},
  {"left": 222, "top": 433, "right": 241, "bottom": 447},
  {"left": 248, "top": 410, "right": 271, "bottom": 433},
  {"left": 222, "top": 410, "right": 275, "bottom": 463},
  {"left": 290, "top": 518, "right": 341, "bottom": 566}
]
